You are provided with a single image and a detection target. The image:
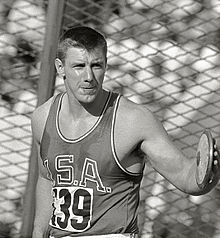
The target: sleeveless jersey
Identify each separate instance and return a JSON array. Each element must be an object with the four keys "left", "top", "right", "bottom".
[{"left": 40, "top": 92, "right": 143, "bottom": 237}]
